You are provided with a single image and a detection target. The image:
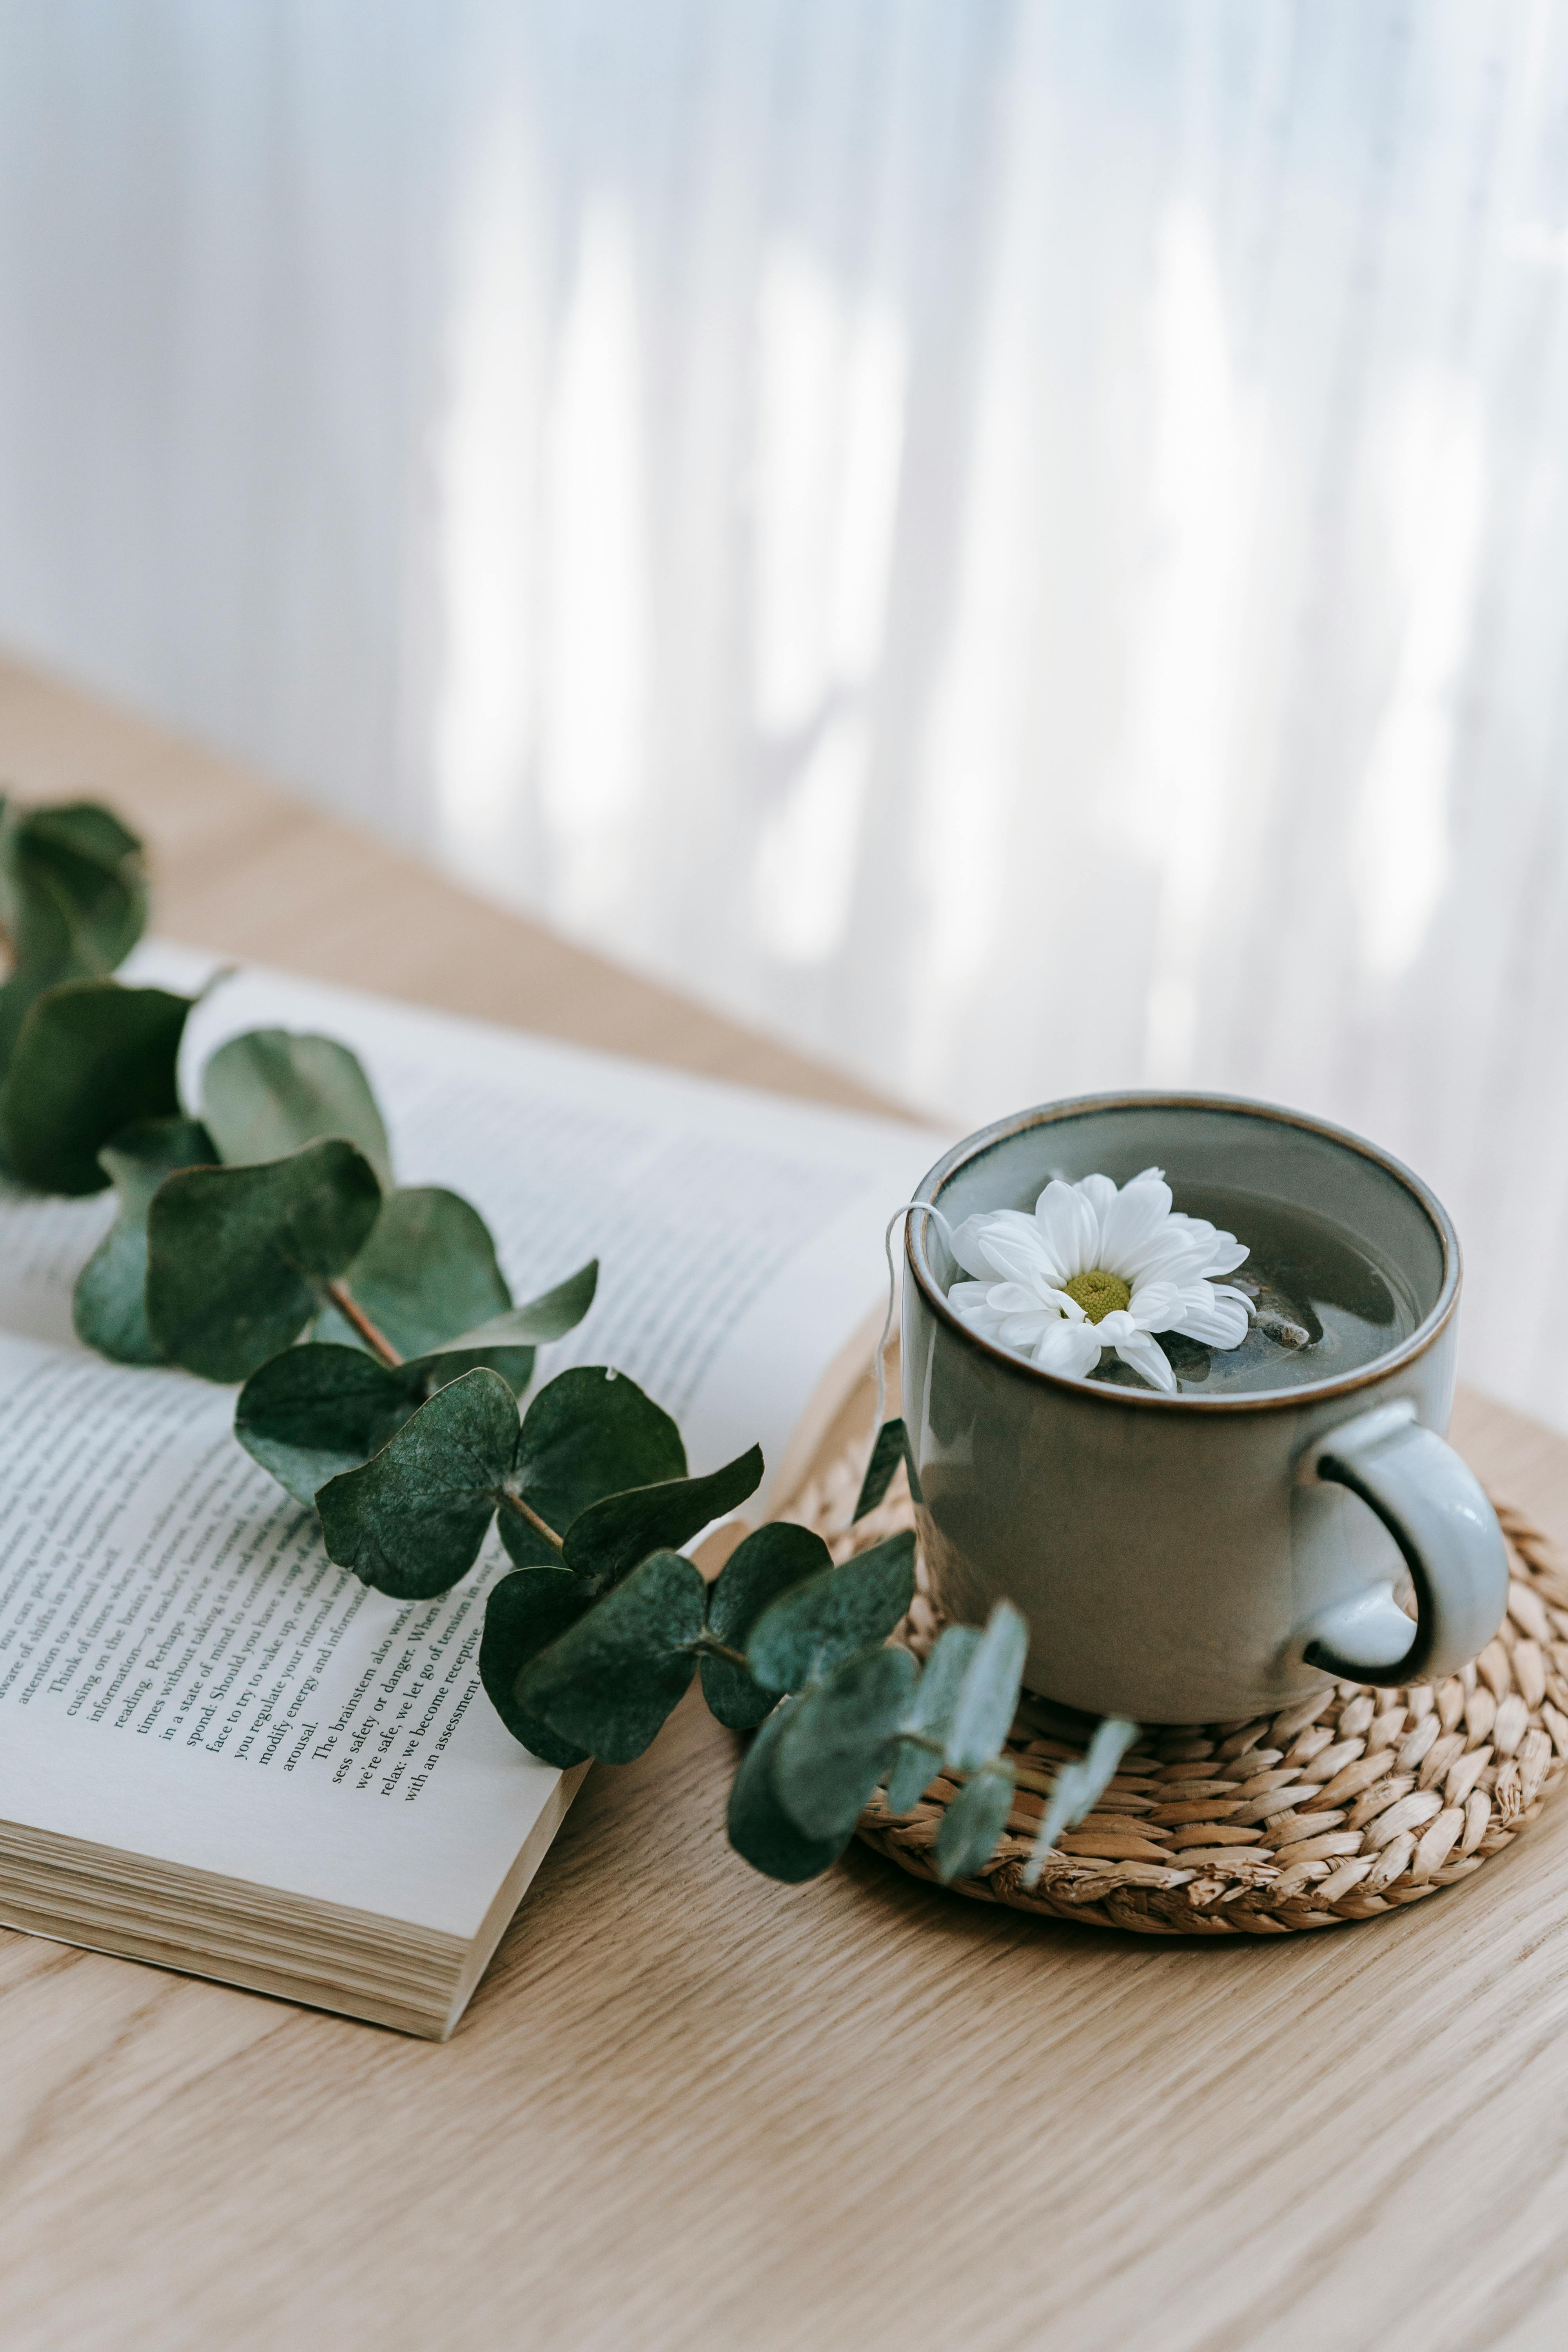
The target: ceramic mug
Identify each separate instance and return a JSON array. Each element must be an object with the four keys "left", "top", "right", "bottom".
[{"left": 900, "top": 1093, "right": 1508, "bottom": 1724}]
